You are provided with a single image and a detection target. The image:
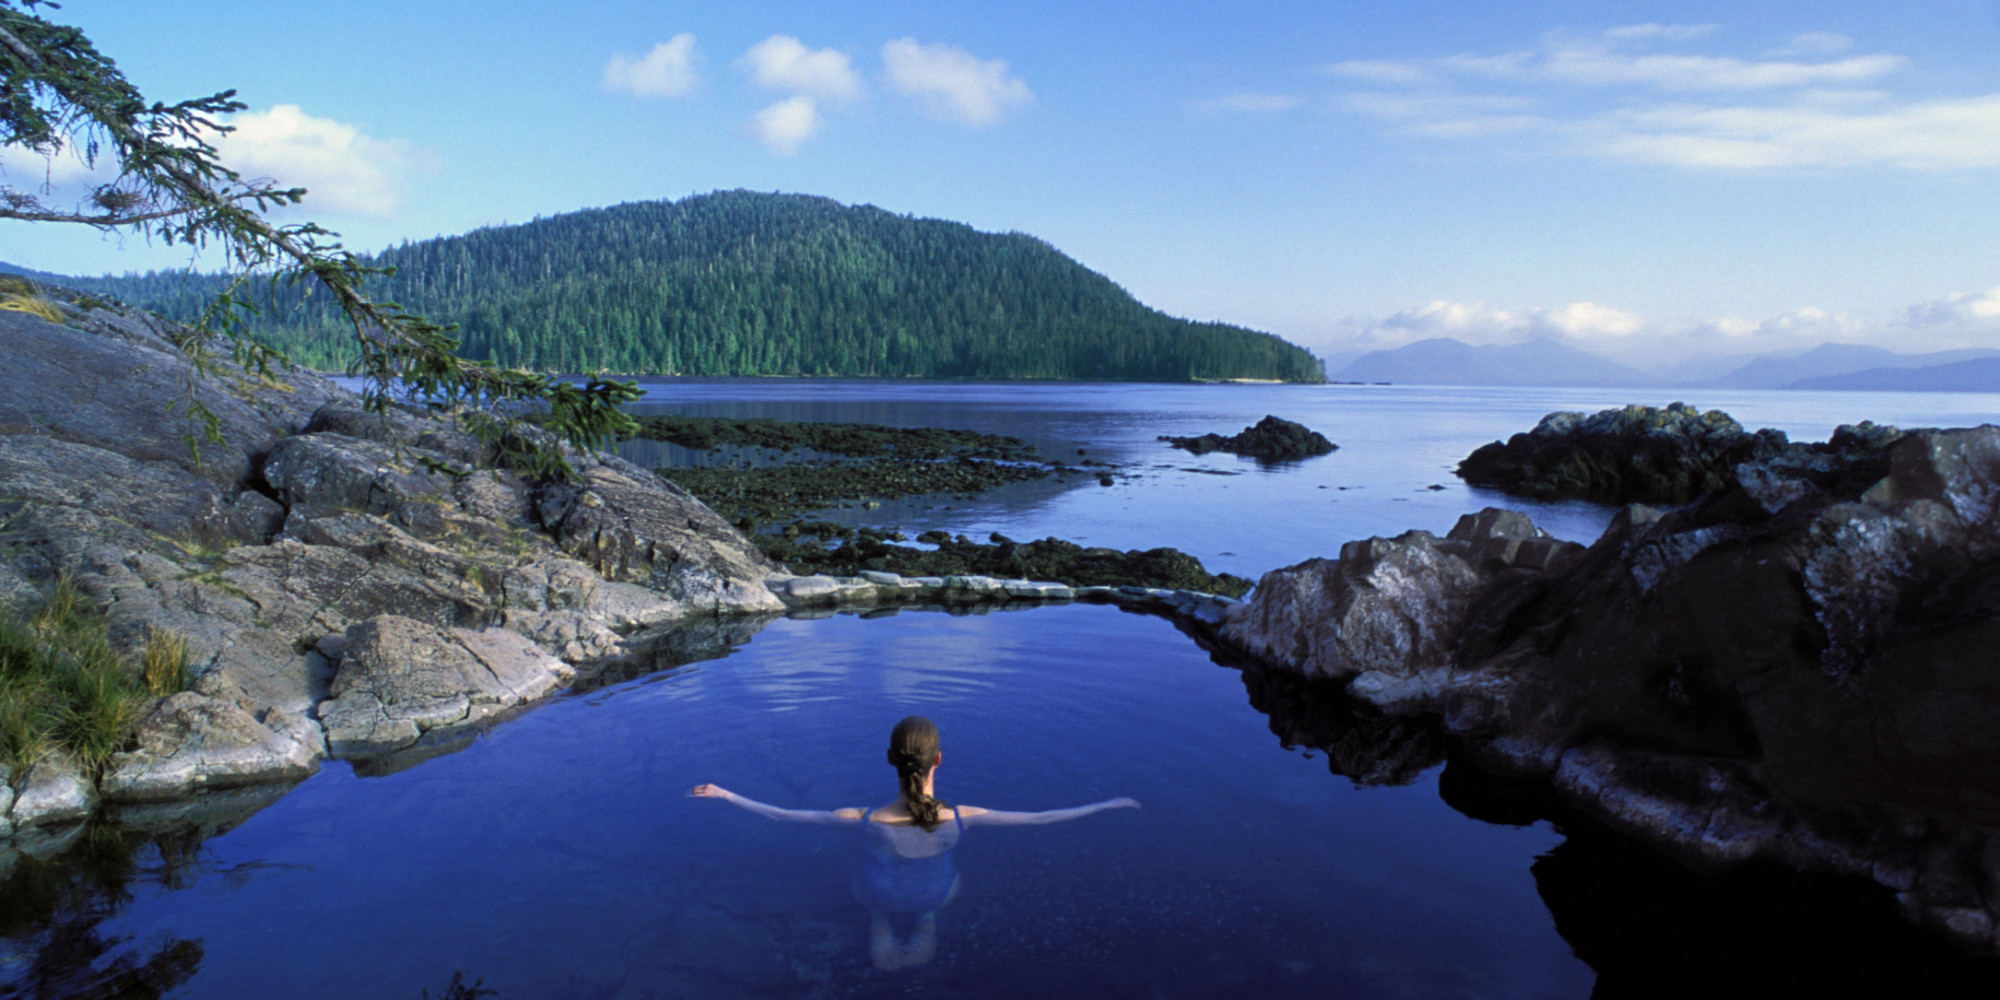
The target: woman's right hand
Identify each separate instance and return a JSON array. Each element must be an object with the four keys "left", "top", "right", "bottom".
[{"left": 1104, "top": 797, "right": 1140, "bottom": 810}]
